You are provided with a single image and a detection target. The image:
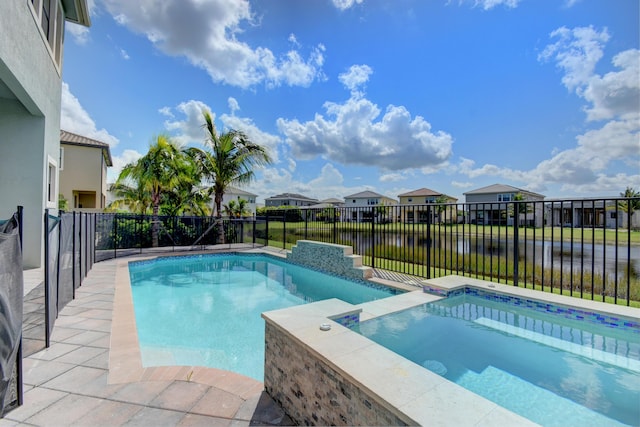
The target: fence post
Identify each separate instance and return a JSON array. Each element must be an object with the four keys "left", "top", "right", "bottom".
[
  {"left": 333, "top": 208, "right": 337, "bottom": 244},
  {"left": 513, "top": 202, "right": 519, "bottom": 287},
  {"left": 72, "top": 213, "right": 76, "bottom": 297},
  {"left": 252, "top": 219, "right": 256, "bottom": 246},
  {"left": 426, "top": 205, "right": 431, "bottom": 279},
  {"left": 370, "top": 207, "right": 375, "bottom": 269},
  {"left": 265, "top": 210, "right": 269, "bottom": 248},
  {"left": 43, "top": 209, "right": 50, "bottom": 348},
  {"left": 282, "top": 211, "right": 286, "bottom": 250},
  {"left": 16, "top": 206, "right": 24, "bottom": 406}
]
